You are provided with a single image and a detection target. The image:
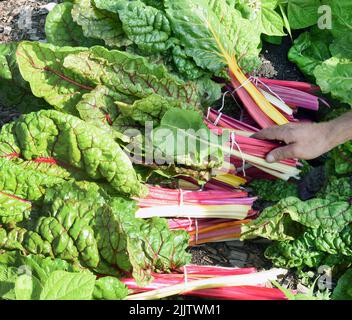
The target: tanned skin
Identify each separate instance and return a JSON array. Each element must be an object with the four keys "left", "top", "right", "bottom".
[{"left": 253, "top": 112, "right": 352, "bottom": 163}]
